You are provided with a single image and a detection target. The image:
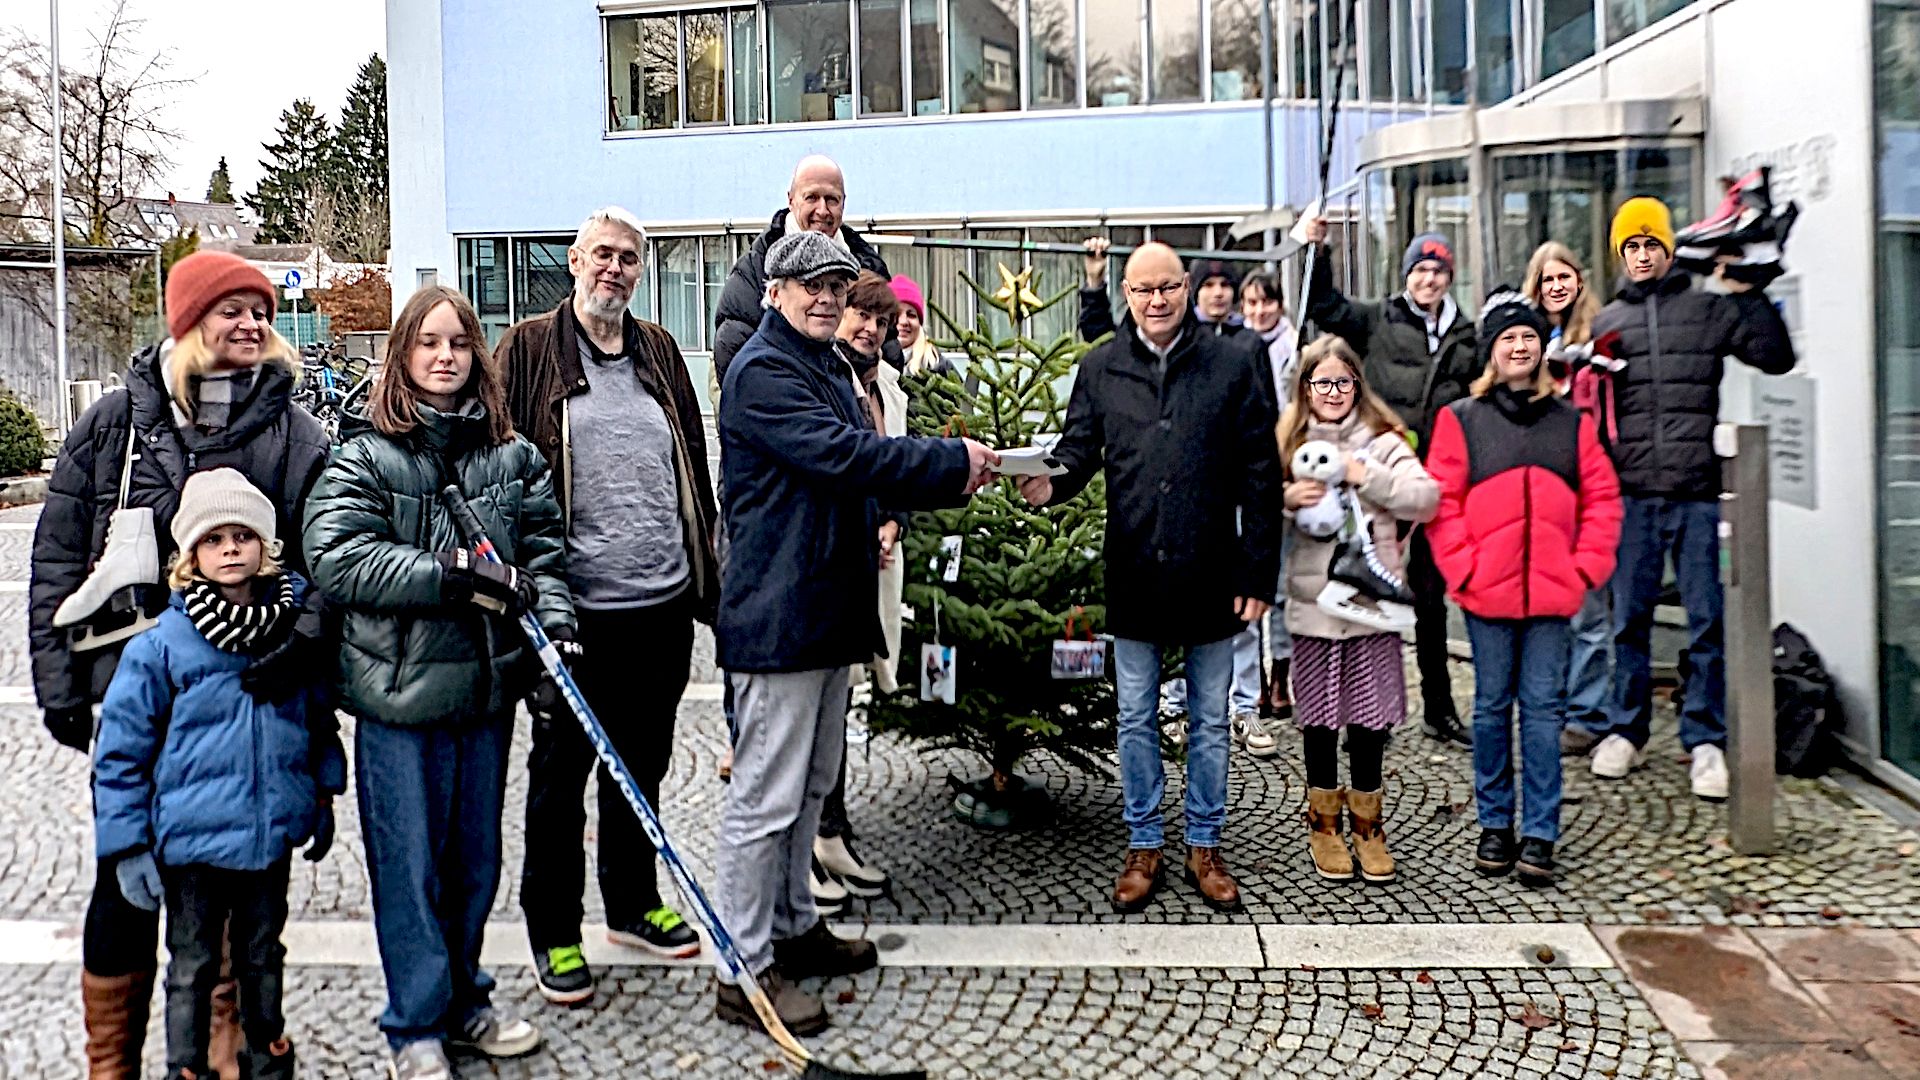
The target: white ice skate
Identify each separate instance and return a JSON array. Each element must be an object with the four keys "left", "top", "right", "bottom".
[
  {"left": 1315, "top": 499, "right": 1417, "bottom": 633},
  {"left": 53, "top": 439, "right": 163, "bottom": 651},
  {"left": 1316, "top": 581, "right": 1417, "bottom": 632}
]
